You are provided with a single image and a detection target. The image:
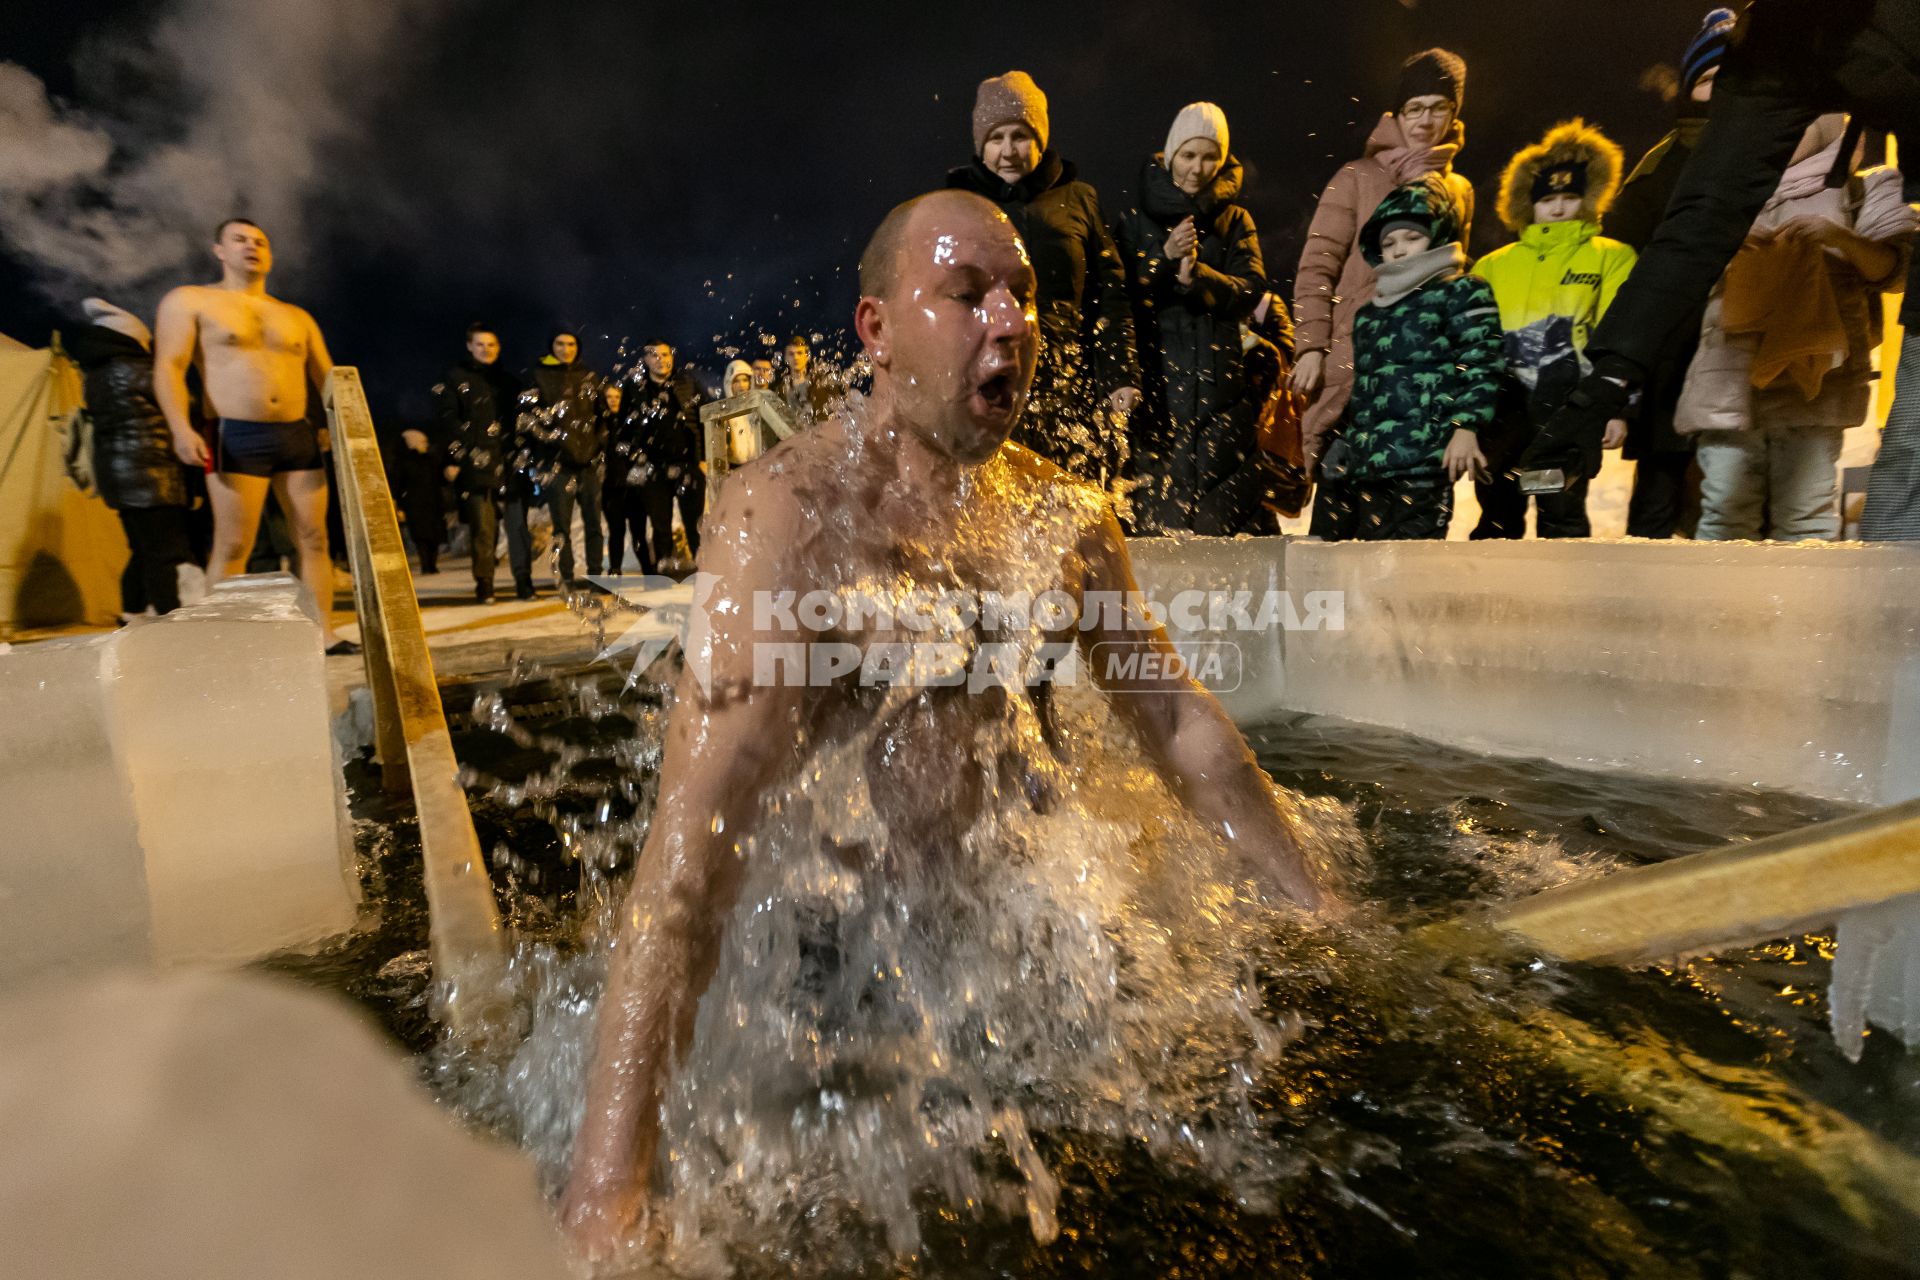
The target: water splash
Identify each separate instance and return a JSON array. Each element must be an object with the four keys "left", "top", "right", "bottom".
[{"left": 644, "top": 676, "right": 1335, "bottom": 1262}]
